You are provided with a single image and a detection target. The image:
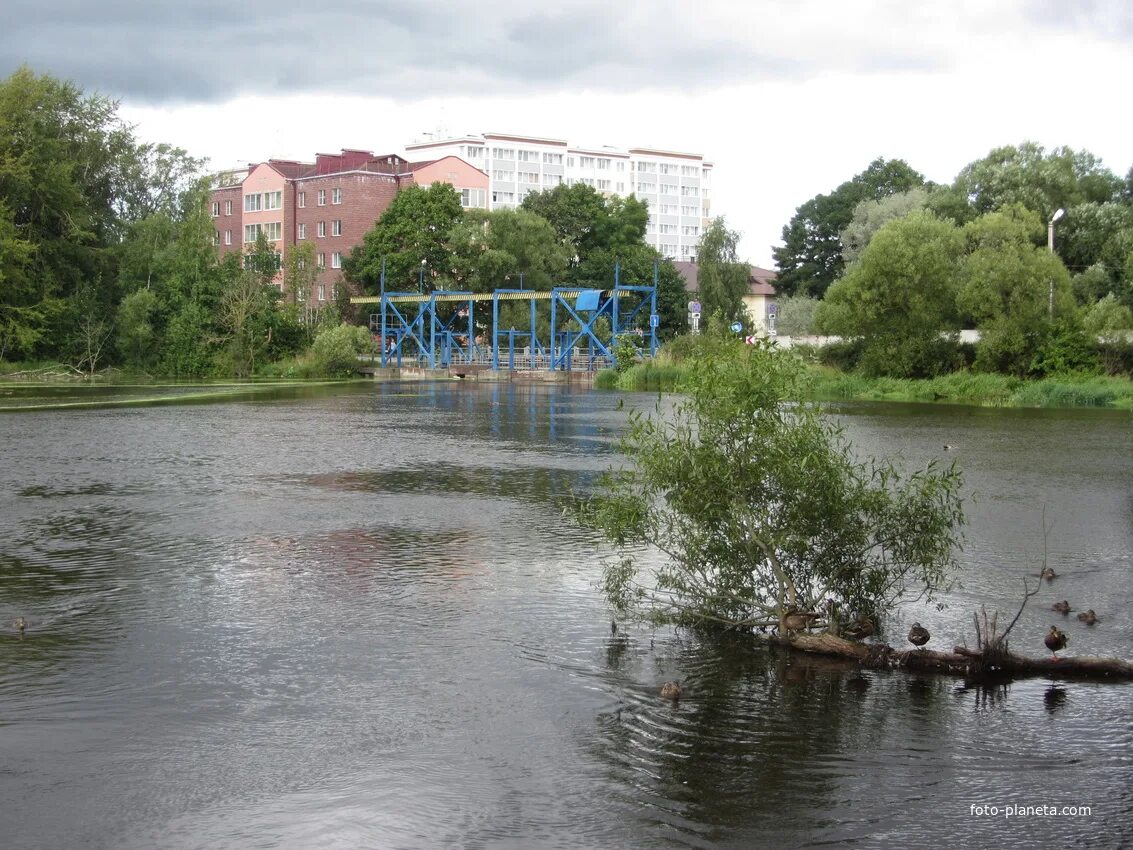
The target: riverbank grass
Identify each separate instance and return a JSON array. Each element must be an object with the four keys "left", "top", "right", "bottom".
[{"left": 603, "top": 360, "right": 1133, "bottom": 409}]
